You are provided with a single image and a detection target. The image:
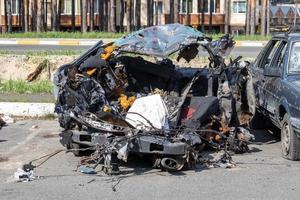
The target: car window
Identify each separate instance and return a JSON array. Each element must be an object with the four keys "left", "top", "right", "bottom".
[
  {"left": 259, "top": 40, "right": 281, "bottom": 68},
  {"left": 289, "top": 42, "right": 300, "bottom": 74},
  {"left": 271, "top": 41, "right": 287, "bottom": 68}
]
